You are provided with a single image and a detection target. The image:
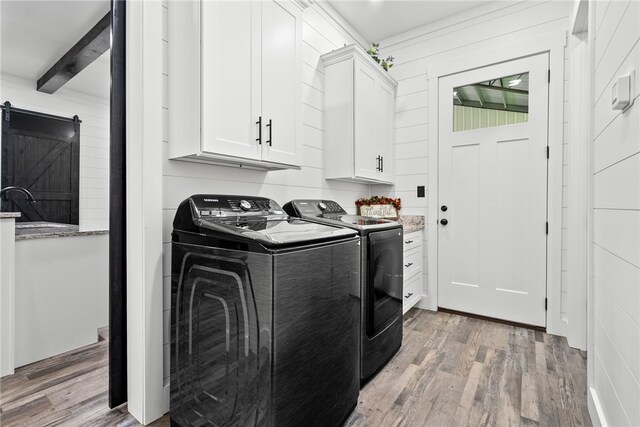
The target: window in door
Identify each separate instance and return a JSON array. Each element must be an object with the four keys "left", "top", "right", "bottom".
[{"left": 453, "top": 72, "right": 529, "bottom": 132}]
